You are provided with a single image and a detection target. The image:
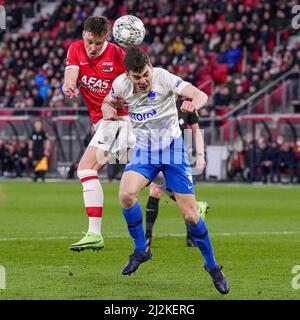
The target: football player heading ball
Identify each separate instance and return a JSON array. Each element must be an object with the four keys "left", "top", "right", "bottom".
[{"left": 63, "top": 16, "right": 135, "bottom": 252}]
